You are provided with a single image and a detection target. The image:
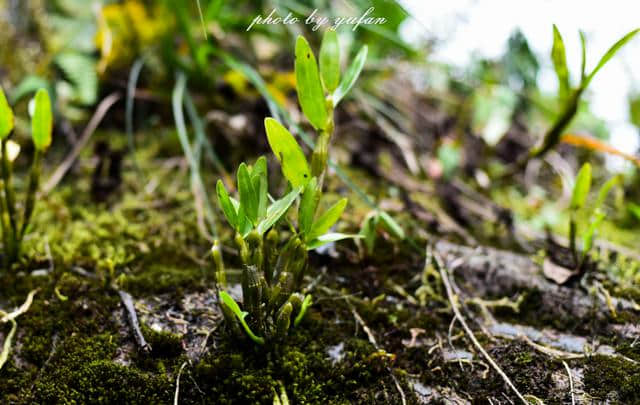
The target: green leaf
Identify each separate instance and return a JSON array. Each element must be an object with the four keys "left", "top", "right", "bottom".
[
  {"left": 570, "top": 163, "right": 591, "bottom": 211},
  {"left": 0, "top": 86, "right": 14, "bottom": 139},
  {"left": 319, "top": 30, "right": 340, "bottom": 93},
  {"left": 333, "top": 45, "right": 368, "bottom": 105},
  {"left": 629, "top": 202, "right": 640, "bottom": 221},
  {"left": 306, "top": 232, "right": 360, "bottom": 250},
  {"left": 630, "top": 94, "right": 640, "bottom": 128},
  {"left": 219, "top": 291, "right": 265, "bottom": 345},
  {"left": 237, "top": 163, "right": 258, "bottom": 225},
  {"left": 582, "top": 209, "right": 605, "bottom": 255},
  {"left": 295, "top": 36, "right": 328, "bottom": 130},
  {"left": 551, "top": 25, "right": 570, "bottom": 101},
  {"left": 583, "top": 28, "right": 640, "bottom": 89},
  {"left": 31, "top": 88, "right": 53, "bottom": 151},
  {"left": 307, "top": 198, "right": 348, "bottom": 241},
  {"left": 257, "top": 187, "right": 301, "bottom": 235},
  {"left": 594, "top": 175, "right": 621, "bottom": 212},
  {"left": 216, "top": 180, "right": 238, "bottom": 229},
  {"left": 579, "top": 30, "right": 587, "bottom": 81},
  {"left": 252, "top": 156, "right": 269, "bottom": 220},
  {"left": 378, "top": 211, "right": 405, "bottom": 240},
  {"left": 264, "top": 118, "right": 311, "bottom": 188},
  {"left": 359, "top": 213, "right": 378, "bottom": 252},
  {"left": 299, "top": 177, "right": 320, "bottom": 235},
  {"left": 293, "top": 294, "right": 312, "bottom": 327}
]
